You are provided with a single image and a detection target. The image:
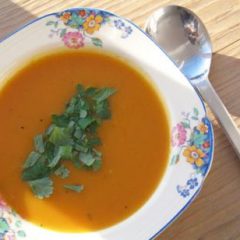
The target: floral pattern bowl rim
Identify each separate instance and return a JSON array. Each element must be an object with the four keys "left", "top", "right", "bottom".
[{"left": 0, "top": 7, "right": 214, "bottom": 240}]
